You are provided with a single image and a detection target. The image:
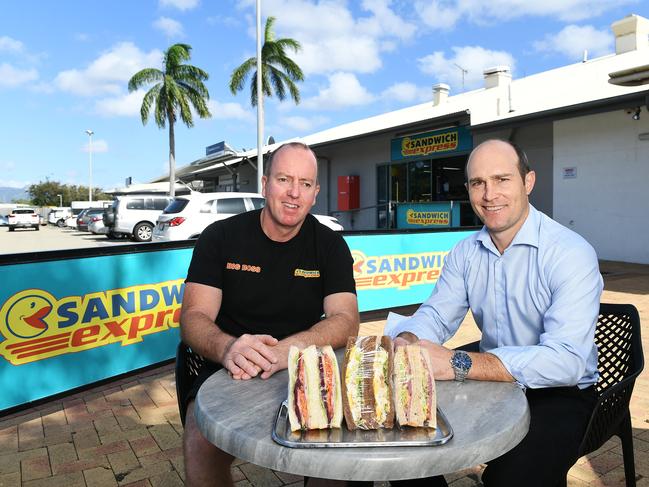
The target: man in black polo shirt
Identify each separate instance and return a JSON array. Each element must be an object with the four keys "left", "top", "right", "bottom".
[{"left": 180, "top": 141, "right": 359, "bottom": 487}]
